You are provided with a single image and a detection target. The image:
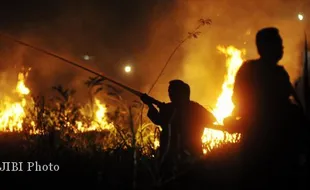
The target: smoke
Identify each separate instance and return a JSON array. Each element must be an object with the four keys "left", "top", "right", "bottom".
[
  {"left": 0, "top": 0, "right": 181, "bottom": 102},
  {"left": 0, "top": 0, "right": 308, "bottom": 106},
  {"left": 177, "top": 0, "right": 309, "bottom": 107}
]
